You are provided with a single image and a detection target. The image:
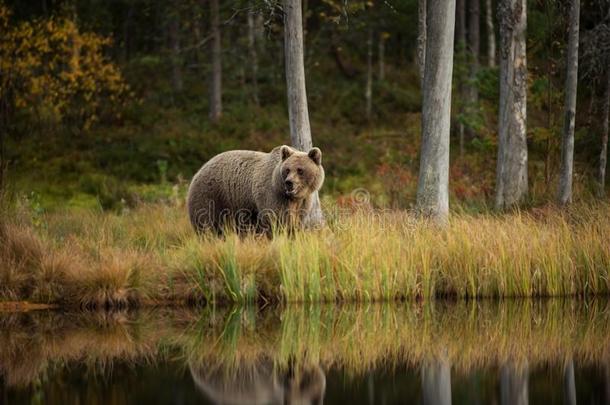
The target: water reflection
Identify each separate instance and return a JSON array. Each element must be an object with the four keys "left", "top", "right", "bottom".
[
  {"left": 1, "top": 300, "right": 610, "bottom": 404},
  {"left": 190, "top": 360, "right": 325, "bottom": 404},
  {"left": 500, "top": 361, "right": 529, "bottom": 405},
  {"left": 422, "top": 353, "right": 451, "bottom": 405}
]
